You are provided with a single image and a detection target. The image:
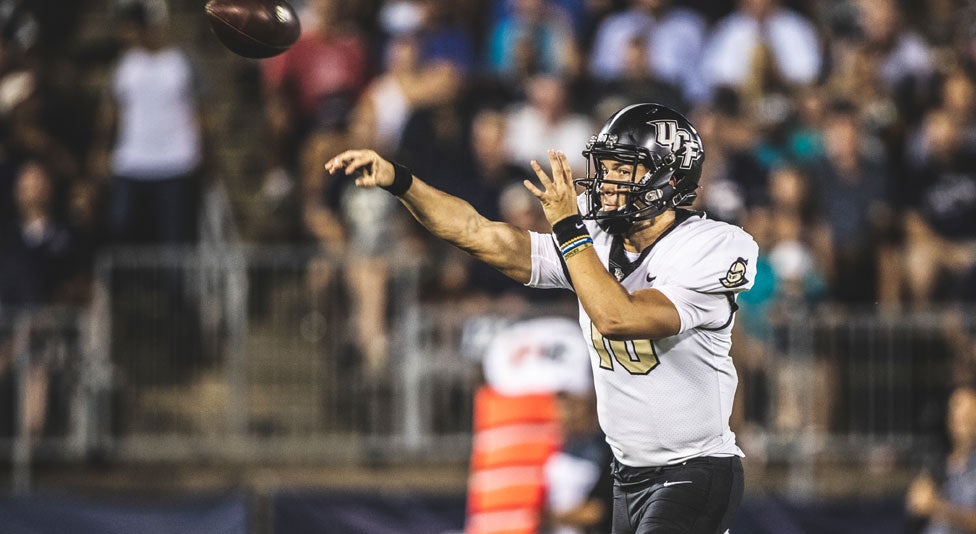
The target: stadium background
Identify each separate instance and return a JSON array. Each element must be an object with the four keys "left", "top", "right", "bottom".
[{"left": 0, "top": 0, "right": 975, "bottom": 532}]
